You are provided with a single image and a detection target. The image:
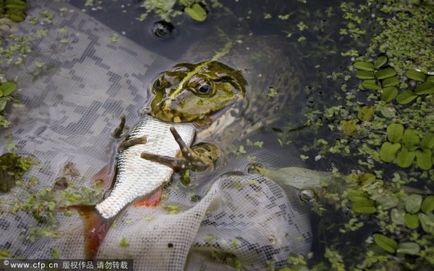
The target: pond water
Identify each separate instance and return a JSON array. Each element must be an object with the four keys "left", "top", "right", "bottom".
[{"left": 0, "top": 0, "right": 433, "bottom": 270}]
